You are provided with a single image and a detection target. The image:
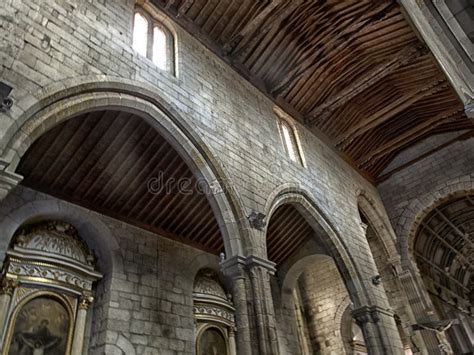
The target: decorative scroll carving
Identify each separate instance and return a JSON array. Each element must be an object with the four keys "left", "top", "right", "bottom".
[
  {"left": 193, "top": 269, "right": 235, "bottom": 328},
  {"left": 193, "top": 303, "right": 235, "bottom": 323},
  {"left": 13, "top": 221, "right": 94, "bottom": 266},
  {"left": 6, "top": 260, "right": 93, "bottom": 291},
  {"left": 194, "top": 269, "right": 228, "bottom": 300}
]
